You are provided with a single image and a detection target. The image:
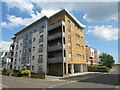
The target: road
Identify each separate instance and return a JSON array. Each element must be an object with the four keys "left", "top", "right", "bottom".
[{"left": 1, "top": 65, "right": 120, "bottom": 89}]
